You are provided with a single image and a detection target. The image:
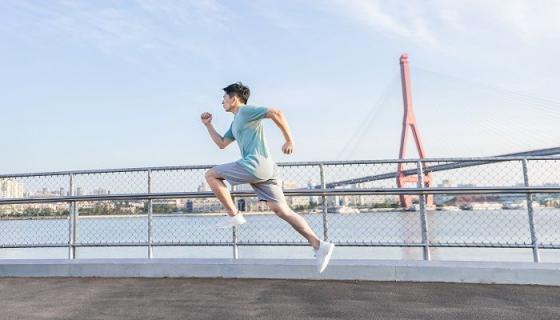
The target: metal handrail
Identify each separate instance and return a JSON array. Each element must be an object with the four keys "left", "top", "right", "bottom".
[
  {"left": 1, "top": 155, "right": 559, "bottom": 179},
  {"left": 1, "top": 187, "right": 560, "bottom": 205}
]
